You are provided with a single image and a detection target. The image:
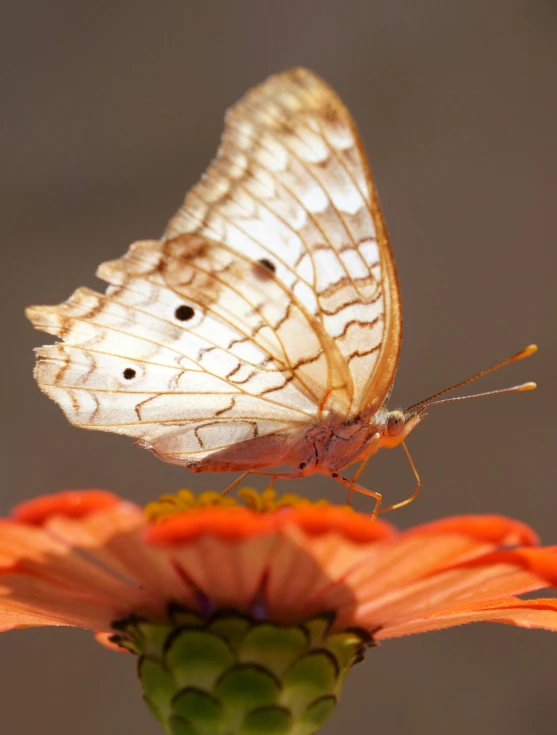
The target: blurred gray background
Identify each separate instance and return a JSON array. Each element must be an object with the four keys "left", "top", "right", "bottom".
[{"left": 1, "top": 1, "right": 556, "bottom": 733}]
